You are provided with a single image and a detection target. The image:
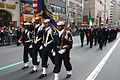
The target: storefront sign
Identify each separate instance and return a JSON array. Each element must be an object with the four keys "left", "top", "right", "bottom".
[
  {"left": 0, "top": 3, "right": 5, "bottom": 8},
  {"left": 24, "top": 14, "right": 33, "bottom": 22},
  {"left": 20, "top": 3, "right": 33, "bottom": 14},
  {"left": 6, "top": 4, "right": 16, "bottom": 9},
  {"left": 82, "top": 22, "right": 88, "bottom": 24},
  {"left": 0, "top": 3, "right": 16, "bottom": 9}
]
